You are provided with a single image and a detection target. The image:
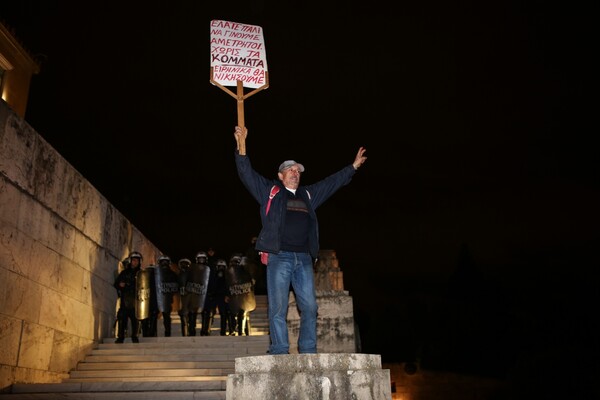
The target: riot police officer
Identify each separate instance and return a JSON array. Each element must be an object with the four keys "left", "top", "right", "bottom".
[
  {"left": 114, "top": 251, "right": 142, "bottom": 343},
  {"left": 136, "top": 262, "right": 158, "bottom": 337},
  {"left": 226, "top": 253, "right": 256, "bottom": 336},
  {"left": 178, "top": 255, "right": 210, "bottom": 336},
  {"left": 201, "top": 258, "right": 231, "bottom": 336},
  {"left": 177, "top": 258, "right": 192, "bottom": 336},
  {"left": 155, "top": 255, "right": 178, "bottom": 336}
]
